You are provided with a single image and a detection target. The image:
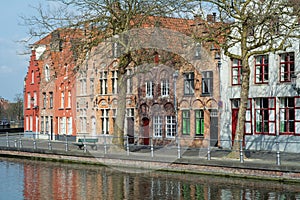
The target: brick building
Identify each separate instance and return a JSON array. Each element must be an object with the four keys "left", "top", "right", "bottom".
[
  {"left": 24, "top": 29, "right": 81, "bottom": 140},
  {"left": 76, "top": 15, "right": 221, "bottom": 147},
  {"left": 25, "top": 15, "right": 221, "bottom": 146}
]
